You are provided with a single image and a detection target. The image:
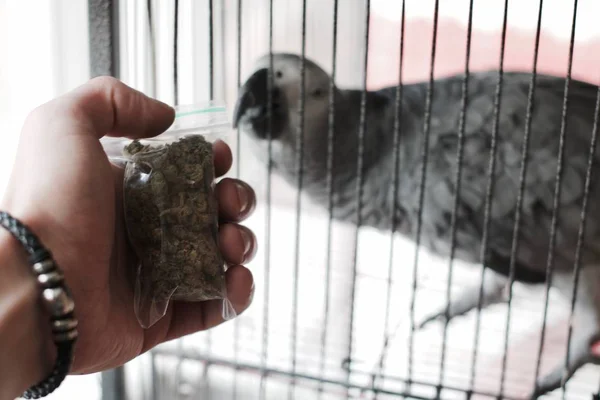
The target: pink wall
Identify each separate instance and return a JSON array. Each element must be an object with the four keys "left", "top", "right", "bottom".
[{"left": 366, "top": 16, "right": 600, "bottom": 90}]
